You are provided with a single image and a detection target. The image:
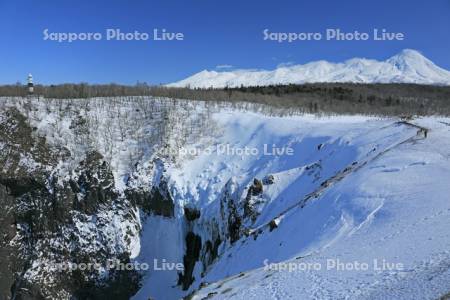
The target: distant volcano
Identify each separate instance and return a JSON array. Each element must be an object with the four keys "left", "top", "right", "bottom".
[{"left": 168, "top": 49, "right": 450, "bottom": 88}]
